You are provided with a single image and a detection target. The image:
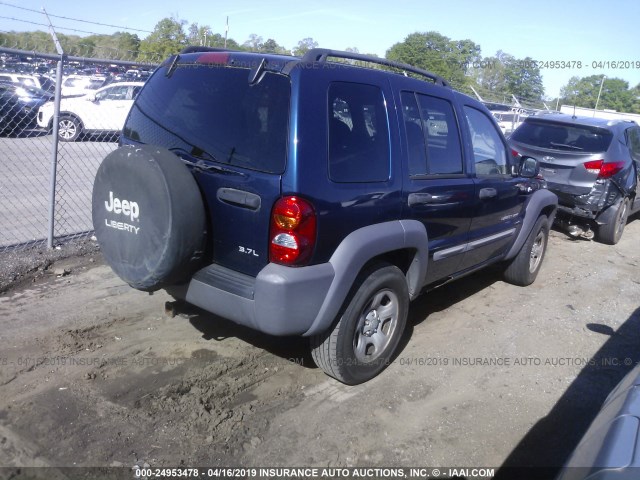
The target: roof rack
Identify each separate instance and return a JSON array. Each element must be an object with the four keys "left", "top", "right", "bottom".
[{"left": 301, "top": 48, "right": 449, "bottom": 87}]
